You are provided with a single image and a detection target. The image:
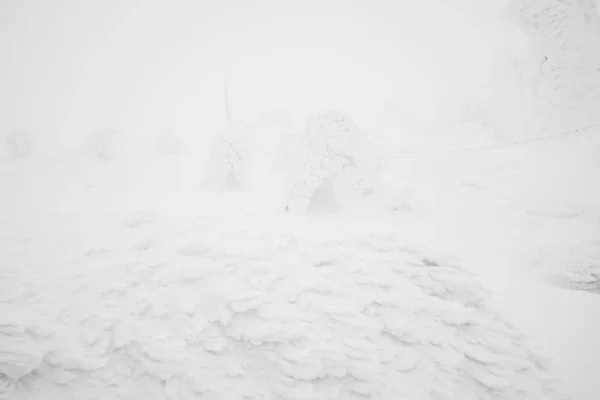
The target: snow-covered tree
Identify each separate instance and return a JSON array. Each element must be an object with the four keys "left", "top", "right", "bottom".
[
  {"left": 156, "top": 131, "right": 184, "bottom": 155},
  {"left": 539, "top": 242, "right": 600, "bottom": 294},
  {"left": 202, "top": 73, "right": 256, "bottom": 190},
  {"left": 283, "top": 111, "right": 397, "bottom": 214},
  {"left": 3, "top": 129, "right": 33, "bottom": 158},
  {"left": 202, "top": 125, "right": 252, "bottom": 189},
  {"left": 502, "top": 0, "right": 600, "bottom": 134},
  {"left": 82, "top": 129, "right": 125, "bottom": 162}
]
